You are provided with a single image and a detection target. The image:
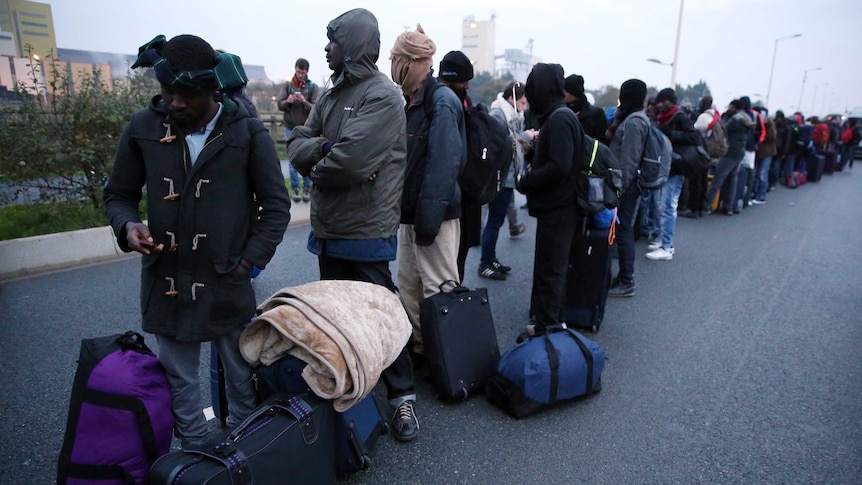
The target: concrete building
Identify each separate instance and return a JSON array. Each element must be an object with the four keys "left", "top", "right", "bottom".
[
  {"left": 461, "top": 15, "right": 495, "bottom": 76},
  {"left": 0, "top": 0, "right": 56, "bottom": 58}
]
